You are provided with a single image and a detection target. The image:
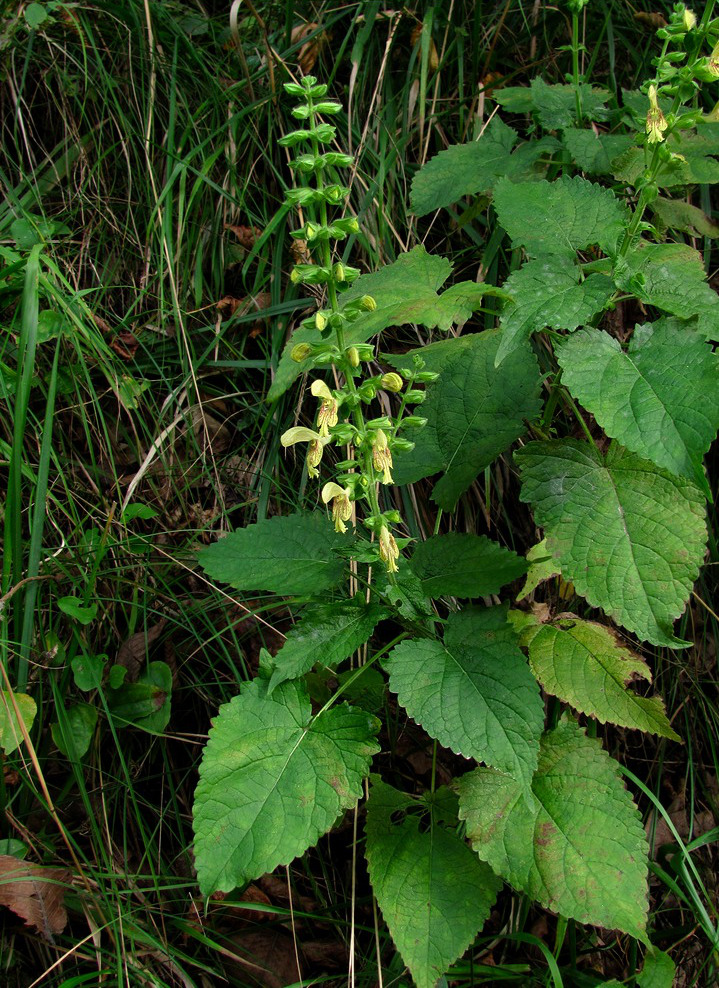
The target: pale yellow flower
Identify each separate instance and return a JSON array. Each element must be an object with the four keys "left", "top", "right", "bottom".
[
  {"left": 321, "top": 482, "right": 353, "bottom": 533},
  {"left": 372, "top": 429, "right": 393, "bottom": 484},
  {"left": 378, "top": 525, "right": 399, "bottom": 574},
  {"left": 311, "top": 379, "right": 339, "bottom": 437},
  {"left": 280, "top": 426, "right": 330, "bottom": 479},
  {"left": 646, "top": 85, "right": 668, "bottom": 144}
]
